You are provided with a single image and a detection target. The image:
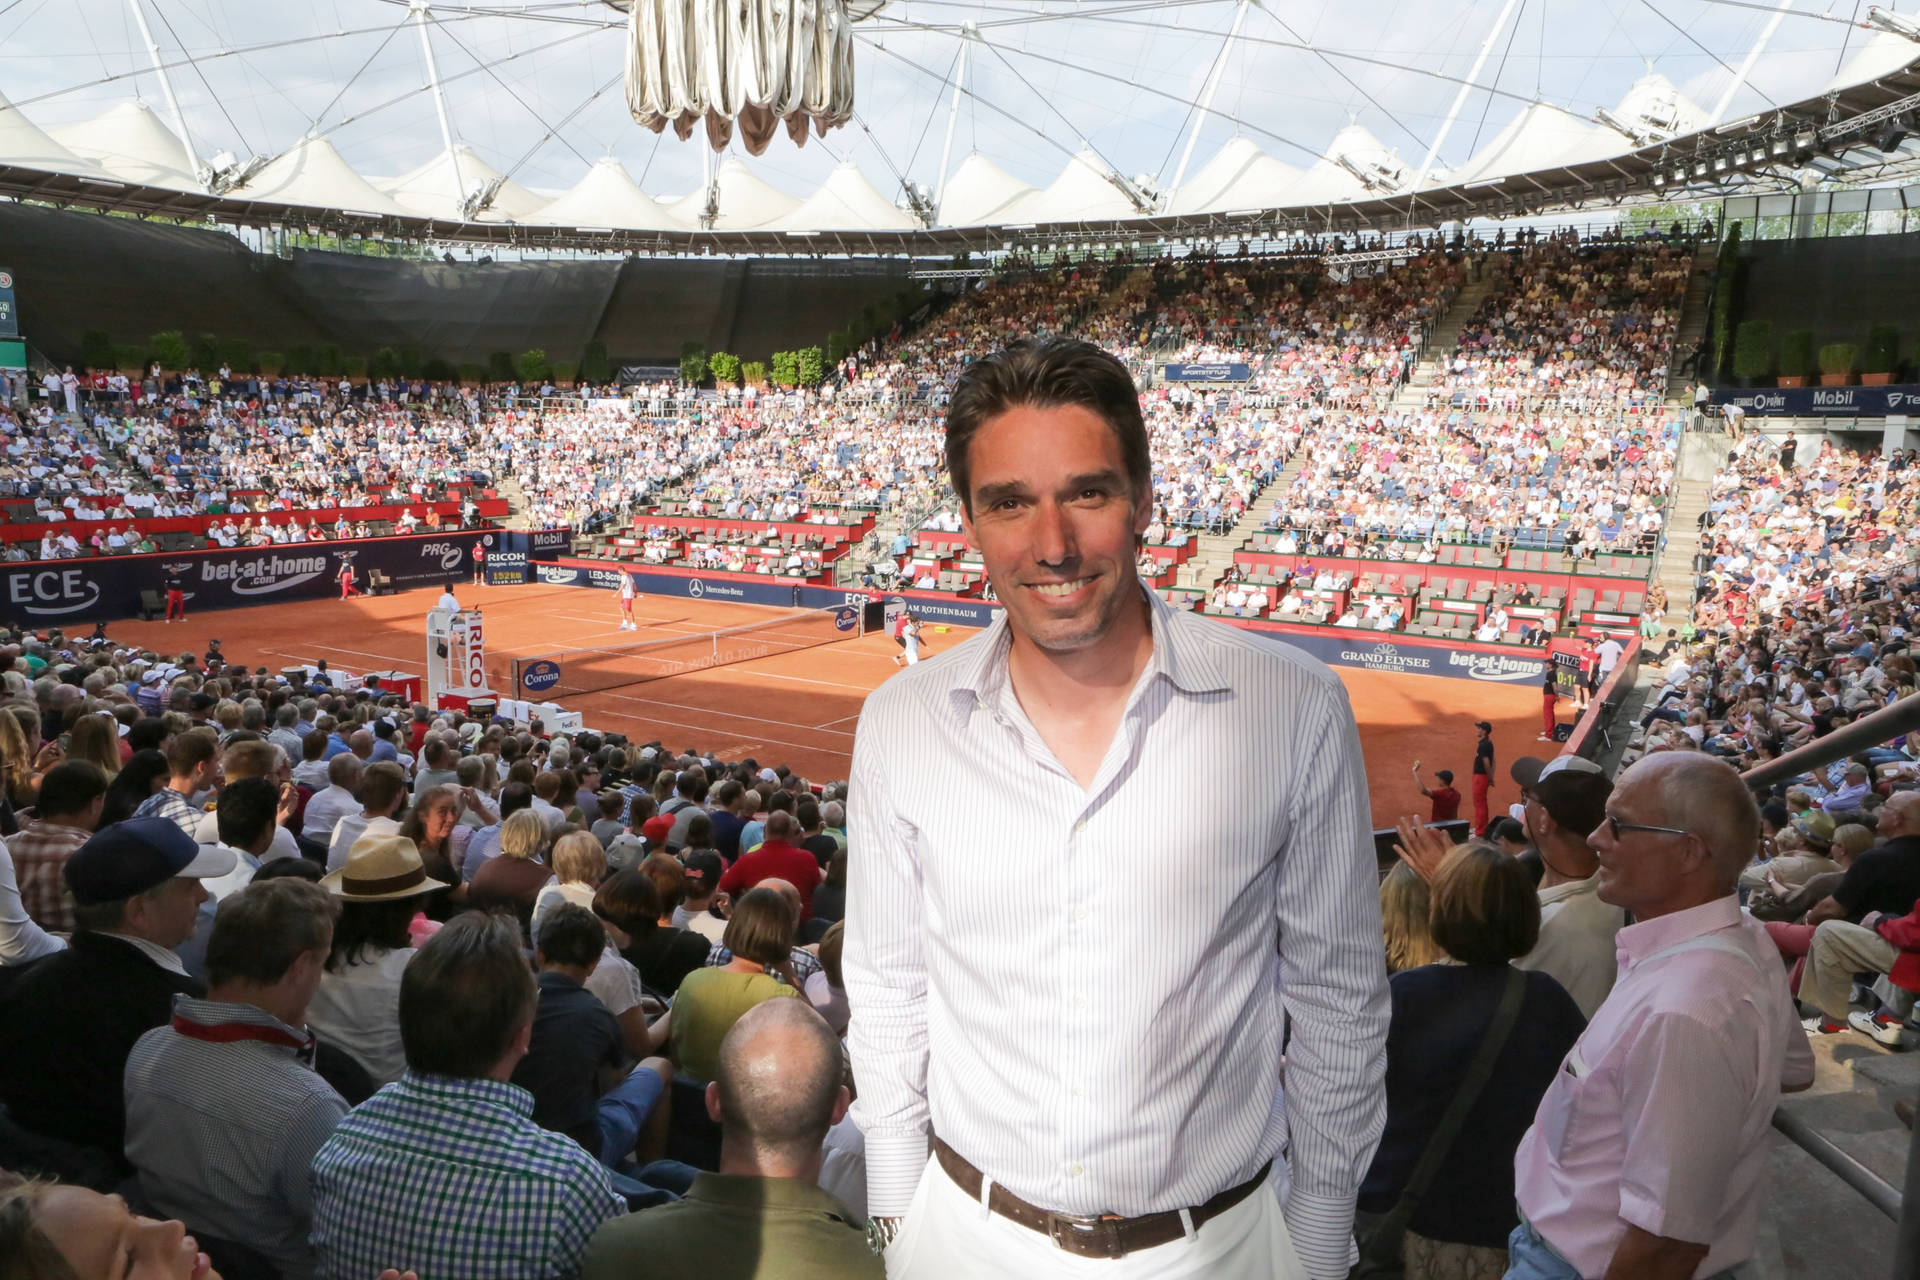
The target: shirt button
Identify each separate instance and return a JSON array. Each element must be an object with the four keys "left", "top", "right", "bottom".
[
  {"left": 1072, "top": 993, "right": 1086, "bottom": 1009},
  {"left": 1071, "top": 1083, "right": 1084, "bottom": 1097},
  {"left": 1073, "top": 906, "right": 1088, "bottom": 921},
  {"left": 1069, "top": 1163, "right": 1084, "bottom": 1177},
  {"left": 1073, "top": 820, "right": 1086, "bottom": 834}
]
